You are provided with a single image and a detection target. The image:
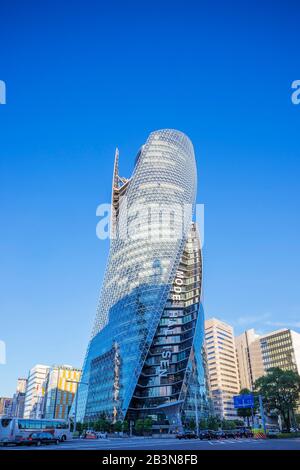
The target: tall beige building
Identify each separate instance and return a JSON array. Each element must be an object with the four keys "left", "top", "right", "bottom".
[
  {"left": 205, "top": 318, "right": 240, "bottom": 420},
  {"left": 235, "top": 329, "right": 264, "bottom": 390},
  {"left": 260, "top": 329, "right": 300, "bottom": 374}
]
